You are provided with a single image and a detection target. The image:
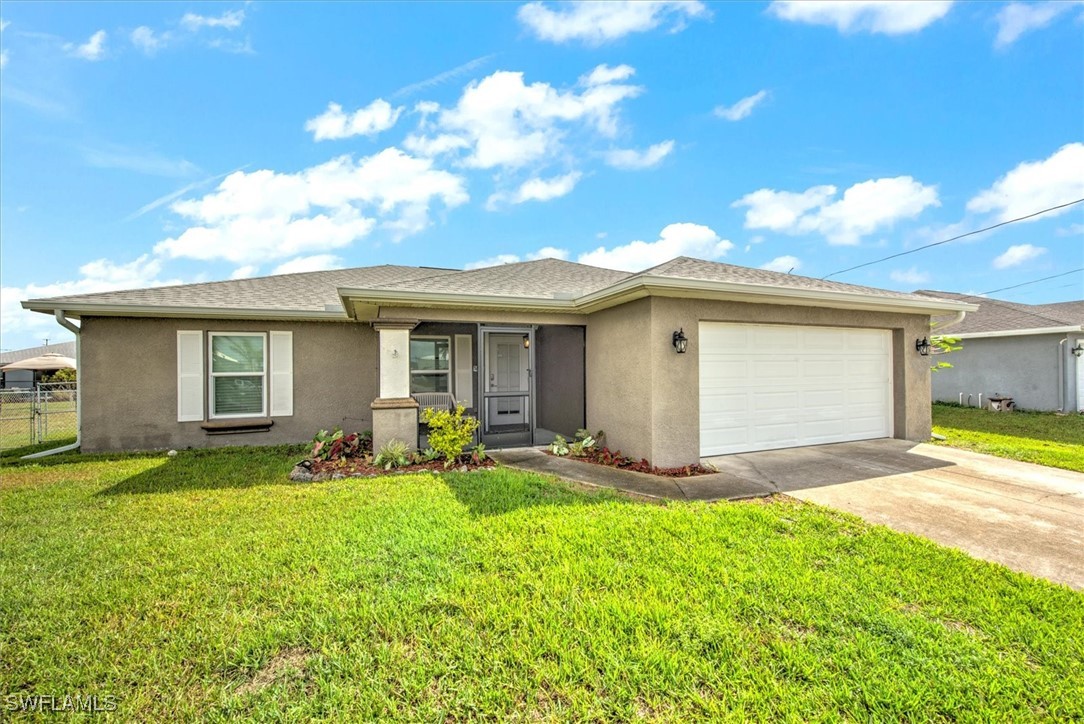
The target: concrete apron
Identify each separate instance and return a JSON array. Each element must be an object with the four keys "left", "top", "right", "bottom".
[{"left": 706, "top": 439, "right": 1084, "bottom": 590}]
